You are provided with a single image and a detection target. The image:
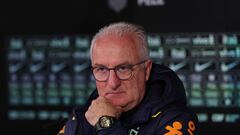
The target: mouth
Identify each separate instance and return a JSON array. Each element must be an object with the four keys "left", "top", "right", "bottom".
[
  {"left": 106, "top": 91, "right": 125, "bottom": 95},
  {"left": 104, "top": 91, "right": 125, "bottom": 98}
]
